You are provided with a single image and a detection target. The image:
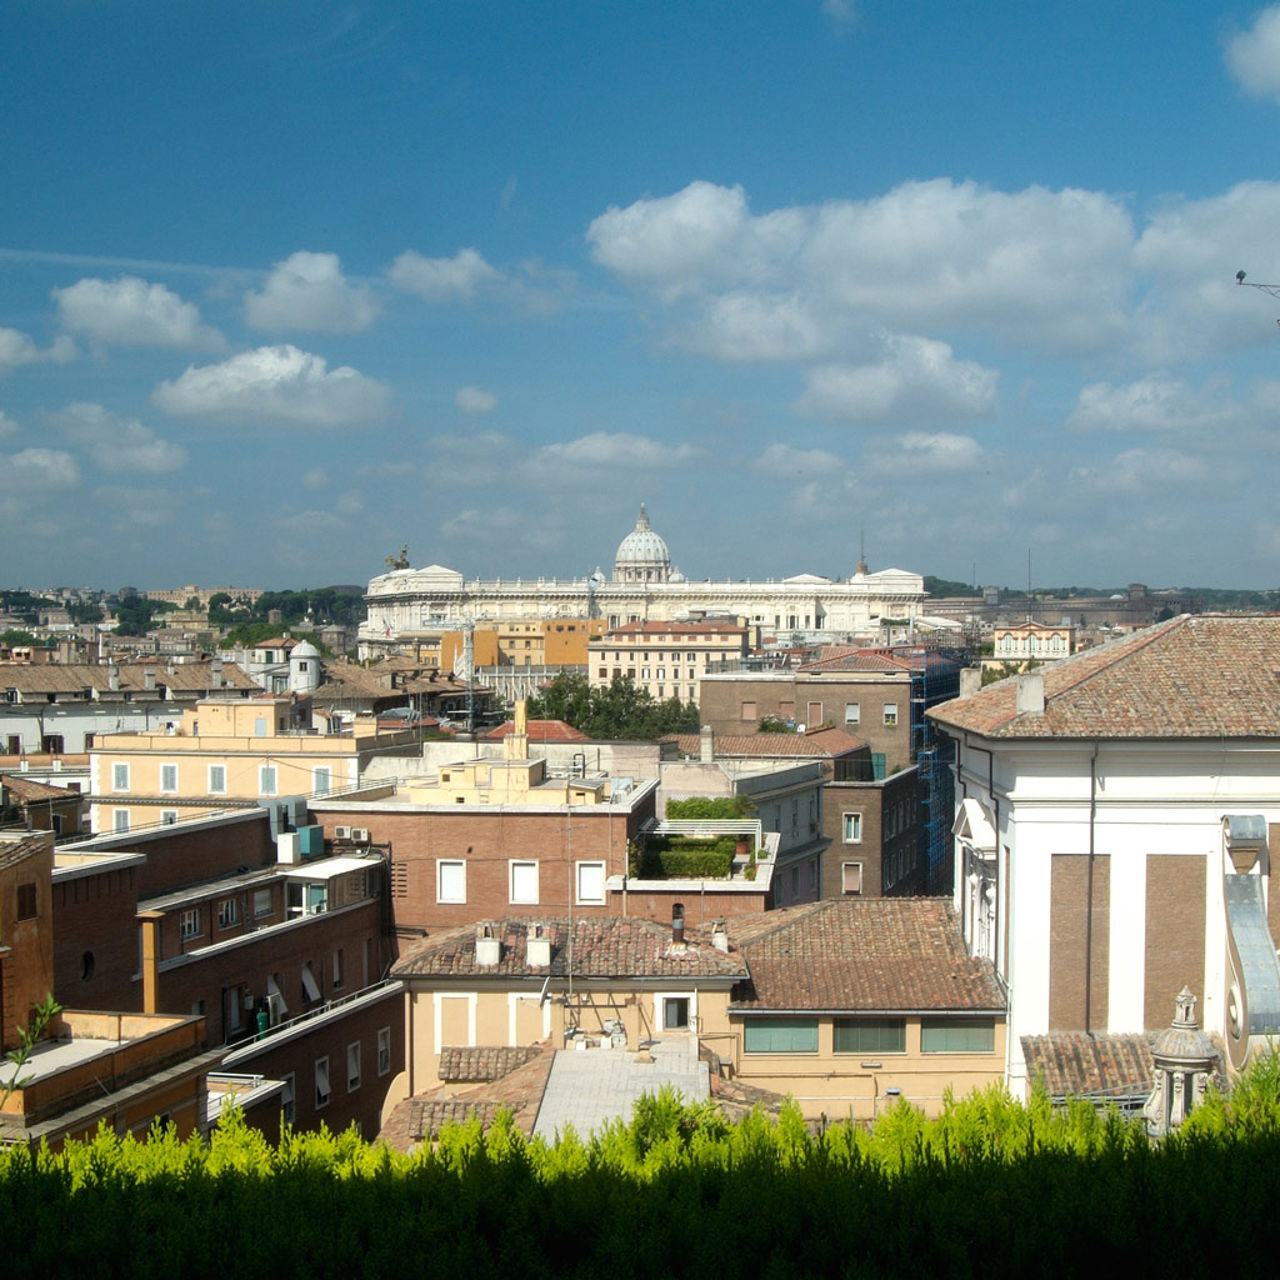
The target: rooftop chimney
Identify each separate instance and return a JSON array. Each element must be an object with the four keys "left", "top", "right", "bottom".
[
  {"left": 526, "top": 923, "right": 552, "bottom": 968},
  {"left": 107, "top": 664, "right": 119, "bottom": 692},
  {"left": 699, "top": 725, "right": 715, "bottom": 763},
  {"left": 959, "top": 666, "right": 981, "bottom": 698},
  {"left": 1015, "top": 672, "right": 1045, "bottom": 716},
  {"left": 211, "top": 658, "right": 223, "bottom": 688},
  {"left": 475, "top": 923, "right": 501, "bottom": 967},
  {"left": 711, "top": 919, "right": 729, "bottom": 953},
  {"left": 143, "top": 667, "right": 156, "bottom": 692},
  {"left": 137, "top": 910, "right": 164, "bottom": 1014},
  {"left": 671, "top": 903, "right": 686, "bottom": 947}
]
